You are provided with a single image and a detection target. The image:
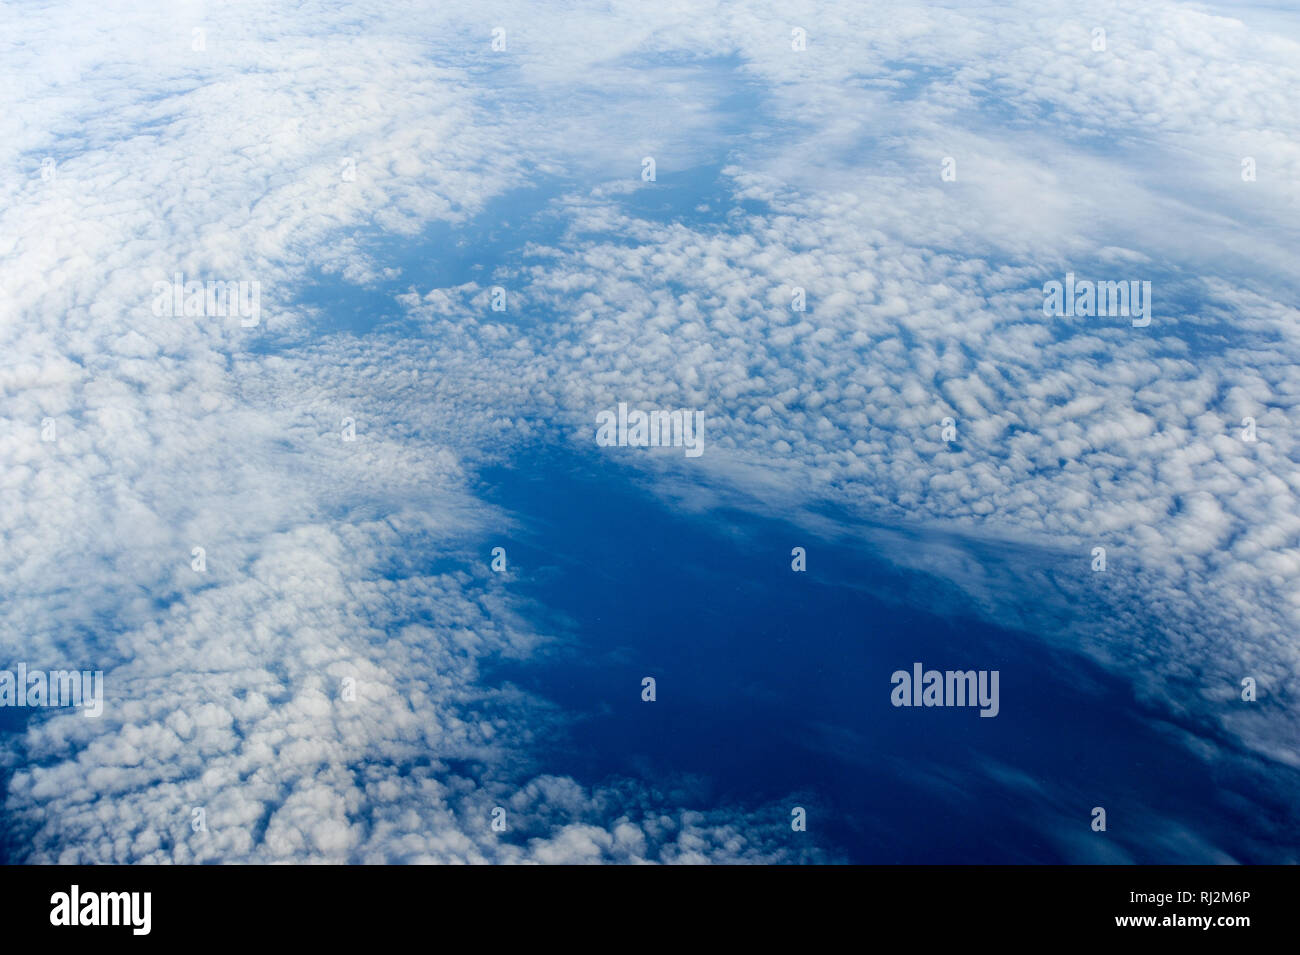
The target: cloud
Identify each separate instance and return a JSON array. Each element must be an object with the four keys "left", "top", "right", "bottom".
[{"left": 2, "top": 0, "right": 1297, "bottom": 862}]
